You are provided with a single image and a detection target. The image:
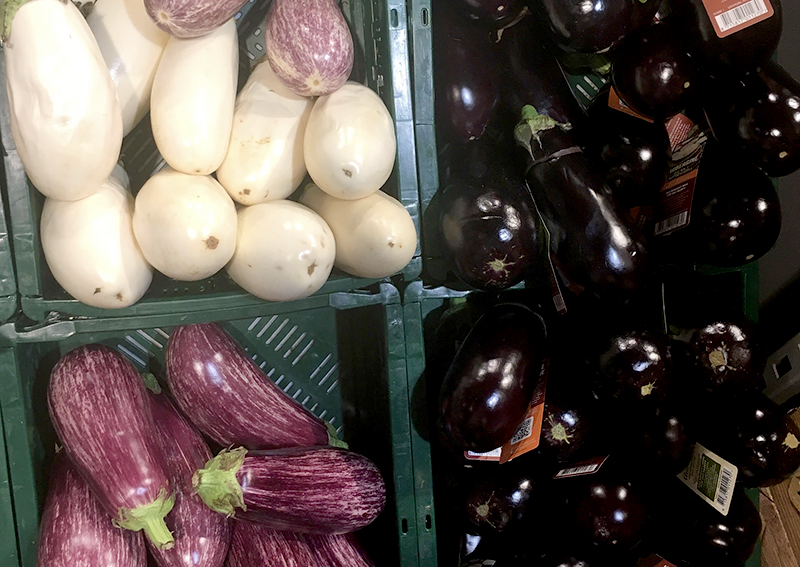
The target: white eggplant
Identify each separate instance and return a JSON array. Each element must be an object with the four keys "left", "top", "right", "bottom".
[
  {"left": 132, "top": 167, "right": 237, "bottom": 281},
  {"left": 40, "top": 164, "right": 153, "bottom": 309},
  {"left": 150, "top": 19, "right": 237, "bottom": 175},
  {"left": 216, "top": 58, "right": 313, "bottom": 205},
  {"left": 226, "top": 200, "right": 335, "bottom": 301},
  {"left": 298, "top": 183, "right": 416, "bottom": 278},
  {"left": 88, "top": 0, "right": 169, "bottom": 136},
  {"left": 303, "top": 82, "right": 396, "bottom": 200},
  {"left": 3, "top": 0, "right": 123, "bottom": 201}
]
